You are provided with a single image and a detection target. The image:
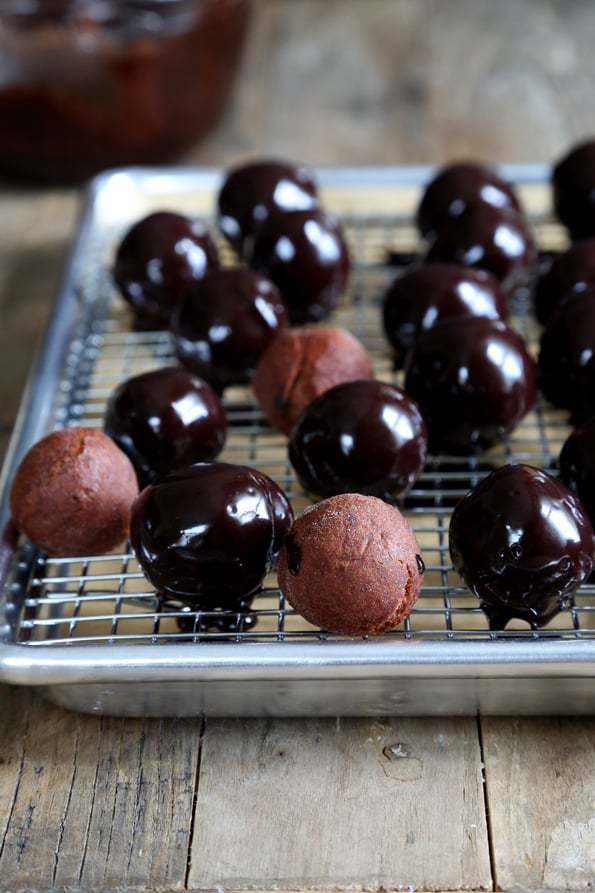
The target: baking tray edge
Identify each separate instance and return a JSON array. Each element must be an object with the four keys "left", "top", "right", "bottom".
[{"left": 0, "top": 163, "right": 593, "bottom": 717}]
